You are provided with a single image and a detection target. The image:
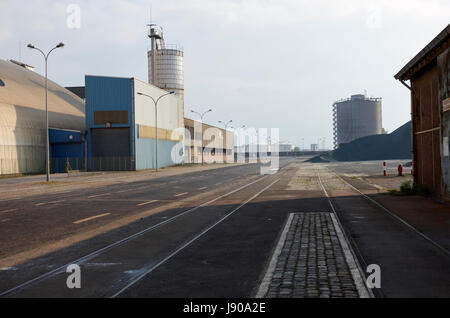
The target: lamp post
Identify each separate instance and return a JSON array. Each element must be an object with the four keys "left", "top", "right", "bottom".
[
  {"left": 218, "top": 120, "right": 233, "bottom": 130},
  {"left": 137, "top": 91, "right": 174, "bottom": 172},
  {"left": 27, "top": 42, "right": 64, "bottom": 182},
  {"left": 190, "top": 109, "right": 212, "bottom": 166},
  {"left": 218, "top": 120, "right": 232, "bottom": 162}
]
